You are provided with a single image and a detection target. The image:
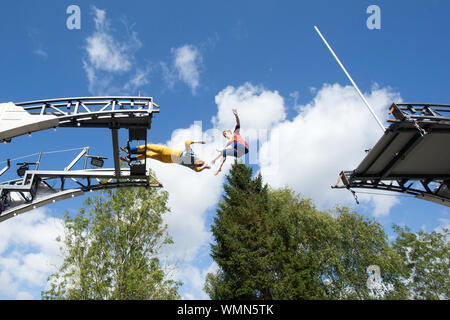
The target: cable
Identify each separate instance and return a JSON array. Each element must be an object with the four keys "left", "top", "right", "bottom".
[
  {"left": 0, "top": 147, "right": 87, "bottom": 165},
  {"left": 41, "top": 147, "right": 87, "bottom": 155}
]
